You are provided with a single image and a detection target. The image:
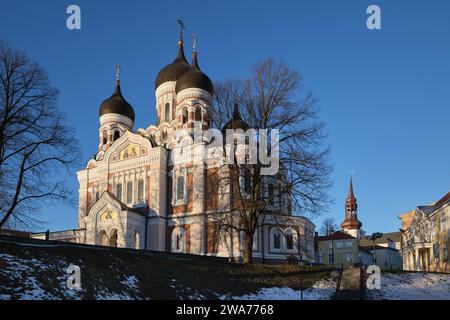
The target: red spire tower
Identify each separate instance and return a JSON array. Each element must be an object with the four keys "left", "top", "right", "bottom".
[{"left": 340, "top": 177, "right": 362, "bottom": 238}]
